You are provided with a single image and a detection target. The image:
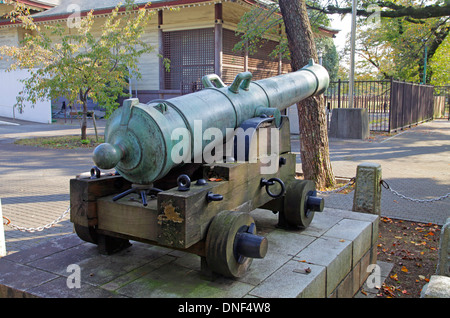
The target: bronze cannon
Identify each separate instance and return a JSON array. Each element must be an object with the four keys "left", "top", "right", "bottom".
[{"left": 70, "top": 60, "right": 329, "bottom": 278}]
